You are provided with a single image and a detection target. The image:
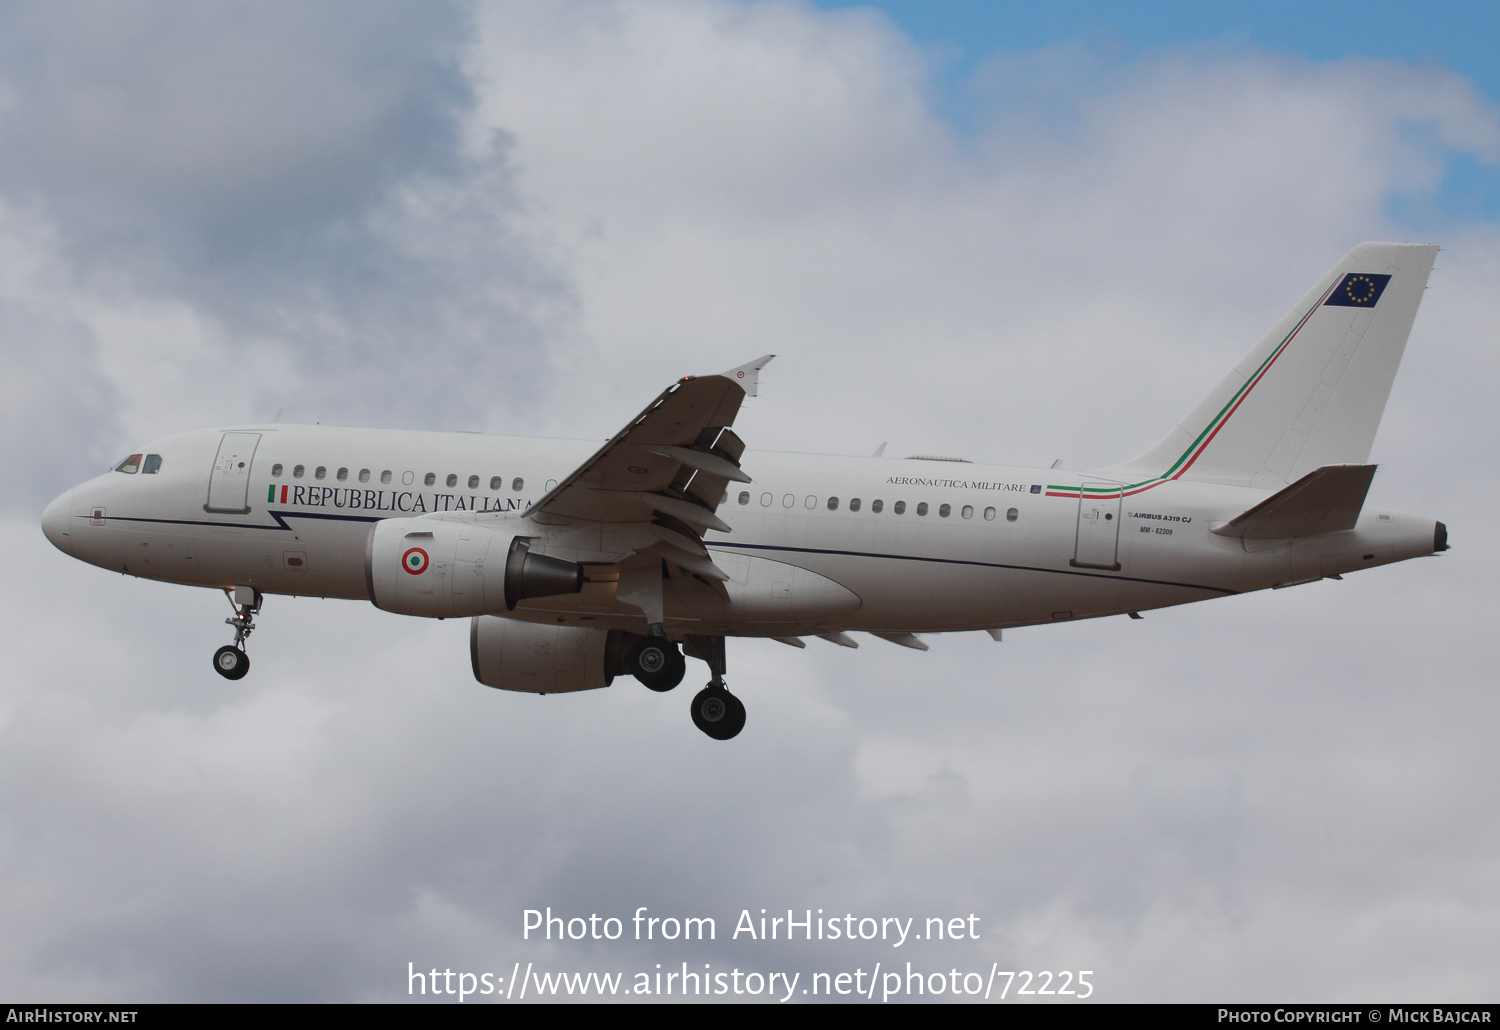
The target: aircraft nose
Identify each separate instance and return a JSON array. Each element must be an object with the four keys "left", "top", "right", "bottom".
[{"left": 41, "top": 489, "right": 73, "bottom": 555}]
